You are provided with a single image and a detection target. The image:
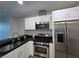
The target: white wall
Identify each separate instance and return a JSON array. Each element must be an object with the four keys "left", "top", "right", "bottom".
[
  {"left": 9, "top": 17, "right": 24, "bottom": 37},
  {"left": 17, "top": 18, "right": 25, "bottom": 35}
]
